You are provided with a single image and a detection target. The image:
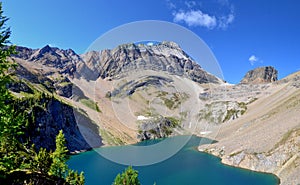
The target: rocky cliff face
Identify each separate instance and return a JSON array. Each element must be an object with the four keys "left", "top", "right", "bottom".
[
  {"left": 8, "top": 59, "right": 103, "bottom": 152},
  {"left": 80, "top": 41, "right": 223, "bottom": 84},
  {"left": 137, "top": 116, "right": 181, "bottom": 141},
  {"left": 240, "top": 66, "right": 278, "bottom": 84},
  {"left": 9, "top": 84, "right": 103, "bottom": 153},
  {"left": 25, "top": 97, "right": 100, "bottom": 152}
]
